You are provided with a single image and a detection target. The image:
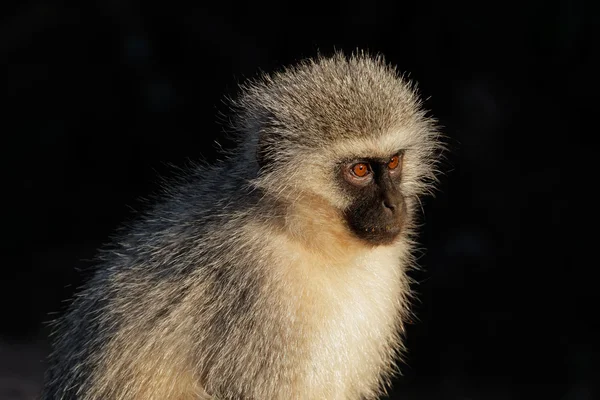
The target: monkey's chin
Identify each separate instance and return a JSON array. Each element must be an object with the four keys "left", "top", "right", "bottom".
[{"left": 354, "top": 225, "right": 403, "bottom": 246}]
